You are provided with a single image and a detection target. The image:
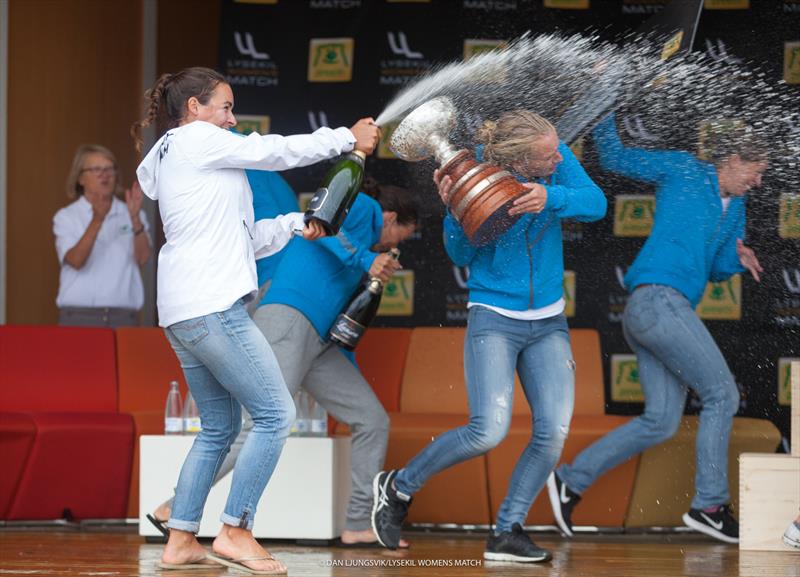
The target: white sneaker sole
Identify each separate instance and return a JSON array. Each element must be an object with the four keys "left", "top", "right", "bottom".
[
  {"left": 682, "top": 513, "right": 739, "bottom": 544},
  {"left": 483, "top": 551, "right": 550, "bottom": 563},
  {"left": 546, "top": 472, "right": 574, "bottom": 538},
  {"left": 783, "top": 534, "right": 800, "bottom": 549}
]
